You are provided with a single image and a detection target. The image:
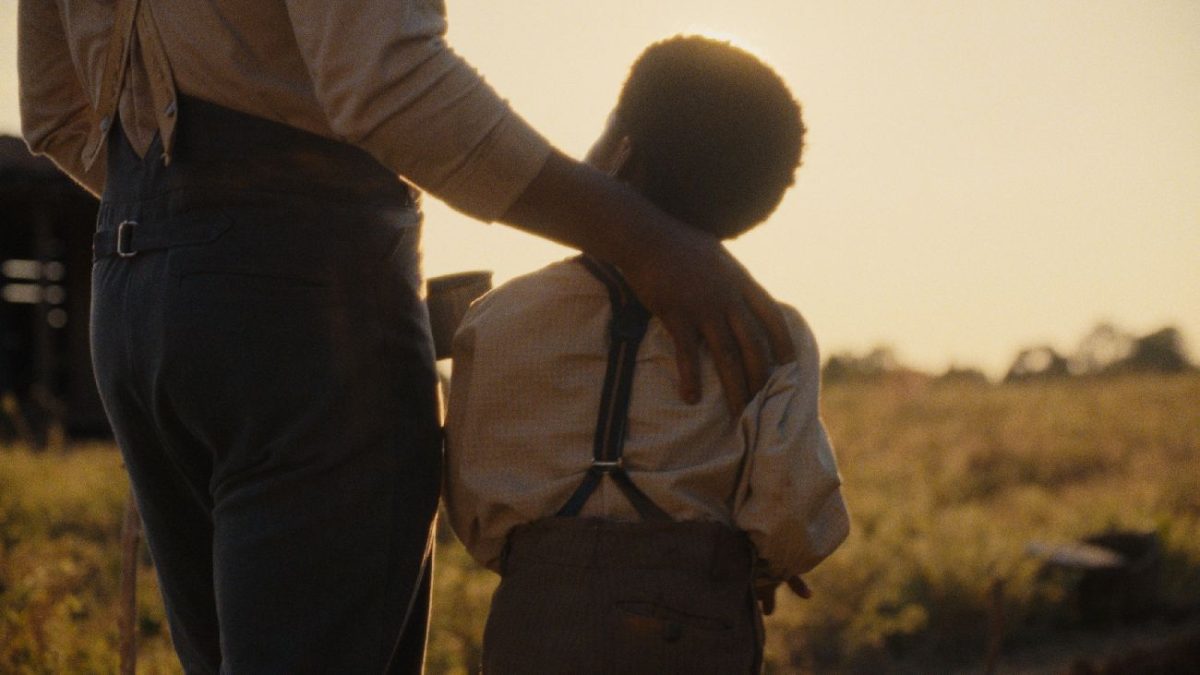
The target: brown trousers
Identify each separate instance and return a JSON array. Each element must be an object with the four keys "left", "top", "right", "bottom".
[{"left": 483, "top": 518, "right": 763, "bottom": 674}]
